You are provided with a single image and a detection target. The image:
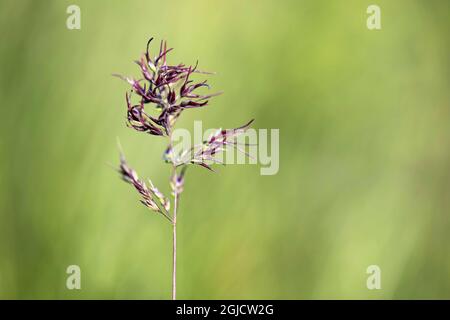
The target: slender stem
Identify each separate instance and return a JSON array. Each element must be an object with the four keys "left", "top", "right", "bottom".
[
  {"left": 167, "top": 133, "right": 177, "bottom": 300},
  {"left": 153, "top": 199, "right": 172, "bottom": 223},
  {"left": 172, "top": 190, "right": 178, "bottom": 300}
]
